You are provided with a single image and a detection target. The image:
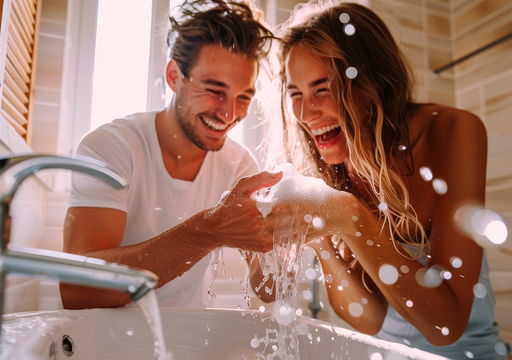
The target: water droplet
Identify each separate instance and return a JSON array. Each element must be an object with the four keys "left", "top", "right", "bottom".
[
  {"left": 348, "top": 302, "right": 363, "bottom": 317},
  {"left": 325, "top": 274, "right": 333, "bottom": 283},
  {"left": 366, "top": 239, "right": 374, "bottom": 246},
  {"left": 494, "top": 343, "right": 508, "bottom": 356},
  {"left": 441, "top": 270, "right": 452, "bottom": 280},
  {"left": 205, "top": 339, "right": 209, "bottom": 345},
  {"left": 369, "top": 352, "right": 383, "bottom": 360},
  {"left": 302, "top": 290, "right": 312, "bottom": 300},
  {"left": 450, "top": 257, "right": 462, "bottom": 268},
  {"left": 379, "top": 264, "right": 399, "bottom": 284},
  {"left": 312, "top": 217, "right": 325, "bottom": 229},
  {"left": 465, "top": 350, "right": 474, "bottom": 358},
  {"left": 473, "top": 283, "right": 487, "bottom": 298},
  {"left": 398, "top": 145, "right": 407, "bottom": 150},
  {"left": 441, "top": 327, "right": 450, "bottom": 335},
  {"left": 361, "top": 298, "right": 368, "bottom": 304},
  {"left": 296, "top": 141, "right": 300, "bottom": 147},
  {"left": 320, "top": 250, "right": 330, "bottom": 260},
  {"left": 352, "top": 216, "right": 358, "bottom": 221},
  {"left": 355, "top": 231, "right": 361, "bottom": 237},
  {"left": 154, "top": 207, "right": 162, "bottom": 211},
  {"left": 346, "top": 67, "right": 358, "bottom": 79},
  {"left": 126, "top": 329, "right": 134, "bottom": 336},
  {"left": 250, "top": 337, "right": 260, "bottom": 348},
  {"left": 304, "top": 214, "right": 313, "bottom": 223},
  {"left": 177, "top": 155, "right": 181, "bottom": 159},
  {"left": 340, "top": 279, "right": 349, "bottom": 287},
  {"left": 432, "top": 178, "right": 448, "bottom": 194},
  {"left": 344, "top": 24, "right": 356, "bottom": 36},
  {"left": 400, "top": 265, "right": 409, "bottom": 273},
  {"left": 432, "top": 111, "right": 439, "bottom": 116},
  {"left": 415, "top": 266, "right": 443, "bottom": 288},
  {"left": 419, "top": 166, "right": 433, "bottom": 181},
  {"left": 305, "top": 268, "right": 317, "bottom": 280},
  {"left": 378, "top": 203, "right": 388, "bottom": 211},
  {"left": 406, "top": 300, "right": 413, "bottom": 307},
  {"left": 337, "top": 285, "right": 343, "bottom": 291},
  {"left": 128, "top": 285, "right": 136, "bottom": 293},
  {"left": 339, "top": 13, "right": 350, "bottom": 23}
]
